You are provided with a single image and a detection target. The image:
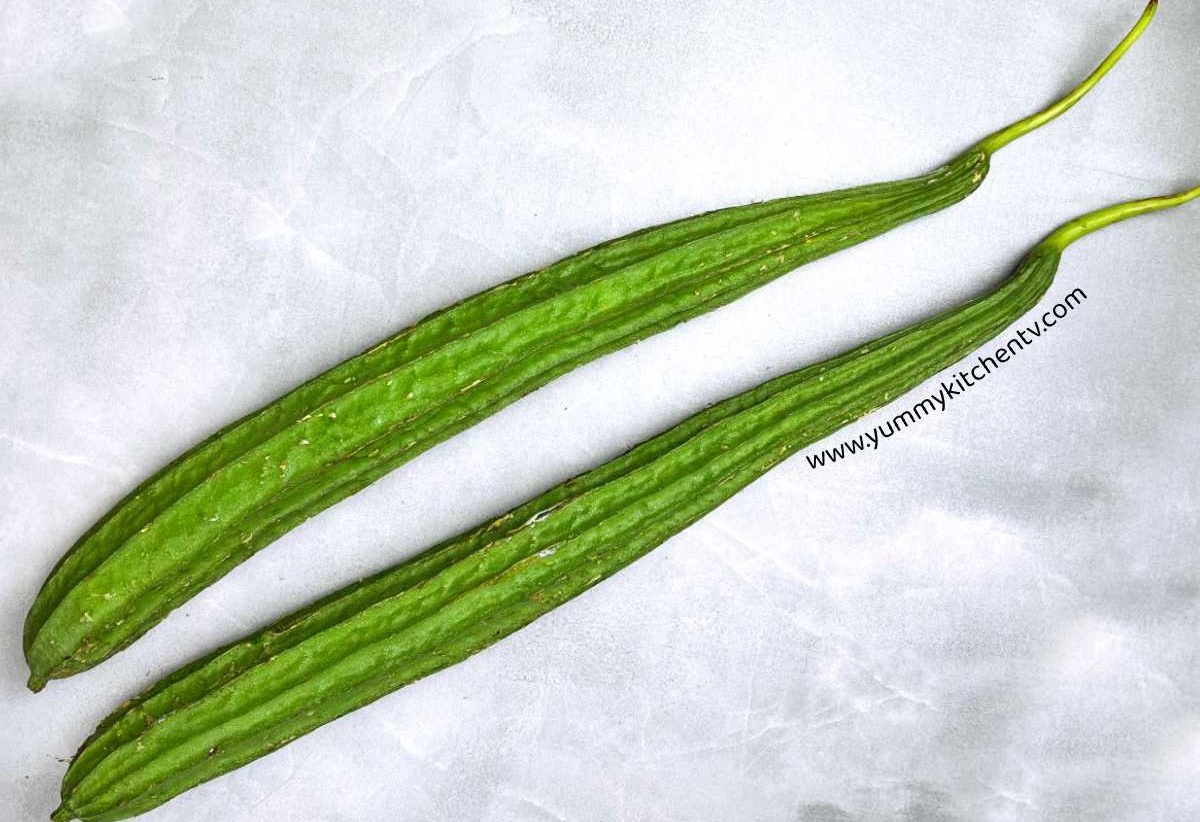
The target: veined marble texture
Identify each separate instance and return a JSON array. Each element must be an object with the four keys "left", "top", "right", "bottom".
[{"left": 2, "top": 1, "right": 1197, "bottom": 820}]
